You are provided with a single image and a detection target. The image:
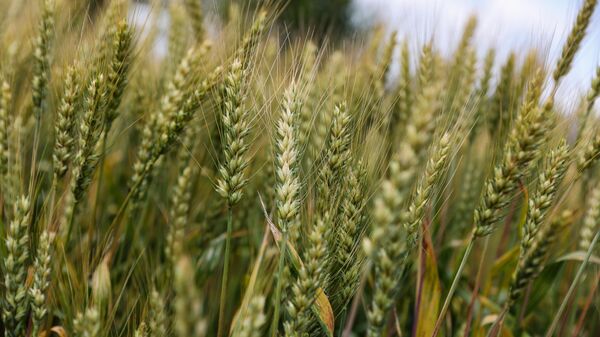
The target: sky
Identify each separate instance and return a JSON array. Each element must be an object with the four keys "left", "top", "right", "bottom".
[{"left": 352, "top": 0, "right": 600, "bottom": 111}]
